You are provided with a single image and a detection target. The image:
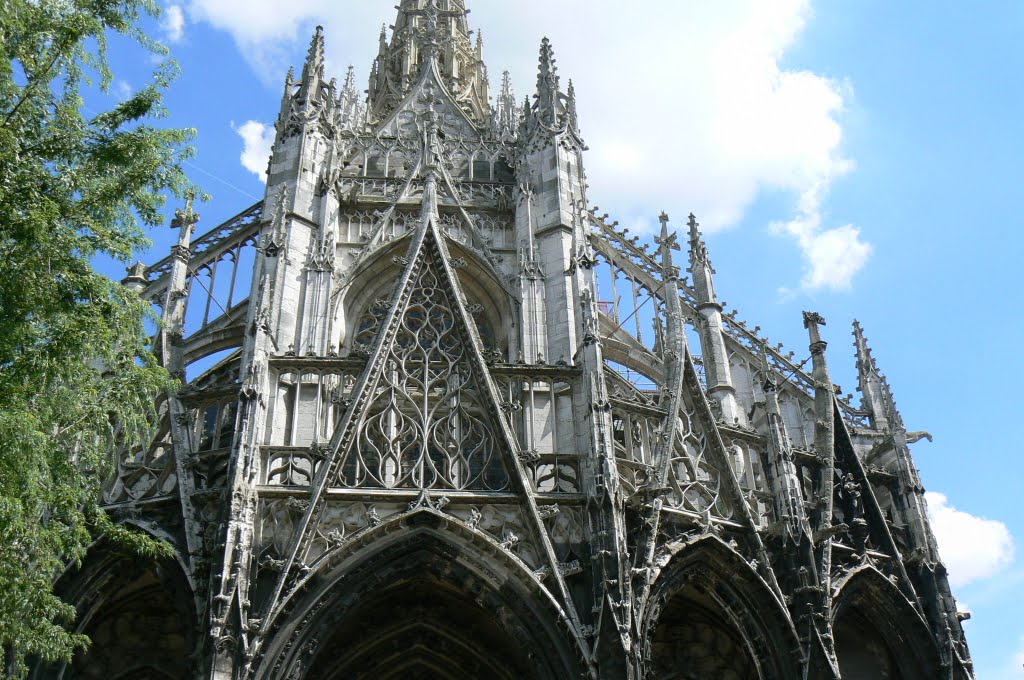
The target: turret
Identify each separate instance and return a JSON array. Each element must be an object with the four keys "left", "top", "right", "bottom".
[
  {"left": 687, "top": 214, "right": 743, "bottom": 424},
  {"left": 513, "top": 37, "right": 589, "bottom": 362},
  {"left": 517, "top": 38, "right": 585, "bottom": 231}
]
